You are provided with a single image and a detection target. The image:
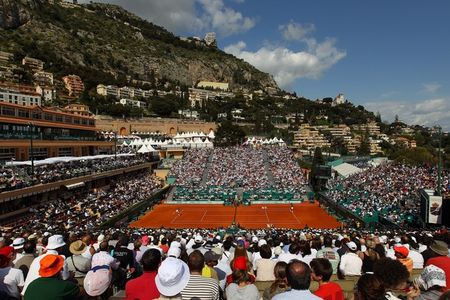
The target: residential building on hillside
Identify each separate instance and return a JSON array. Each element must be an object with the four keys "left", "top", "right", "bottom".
[
  {"left": 0, "top": 83, "right": 42, "bottom": 106},
  {"left": 197, "top": 81, "right": 229, "bottom": 91},
  {"left": 0, "top": 51, "right": 13, "bottom": 65},
  {"left": 293, "top": 124, "right": 331, "bottom": 150},
  {"left": 351, "top": 122, "right": 381, "bottom": 136},
  {"left": 33, "top": 71, "right": 54, "bottom": 86},
  {"left": 22, "top": 56, "right": 44, "bottom": 71},
  {"left": 369, "top": 138, "right": 383, "bottom": 155},
  {"left": 204, "top": 32, "right": 217, "bottom": 46},
  {"left": 333, "top": 93, "right": 345, "bottom": 106},
  {"left": 35, "top": 85, "right": 56, "bottom": 102},
  {"left": 188, "top": 87, "right": 234, "bottom": 107},
  {"left": 62, "top": 75, "right": 84, "bottom": 96},
  {"left": 64, "top": 104, "right": 93, "bottom": 117},
  {"left": 117, "top": 98, "right": 146, "bottom": 108},
  {"left": 393, "top": 136, "right": 417, "bottom": 148},
  {"left": 178, "top": 109, "right": 199, "bottom": 120}
]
